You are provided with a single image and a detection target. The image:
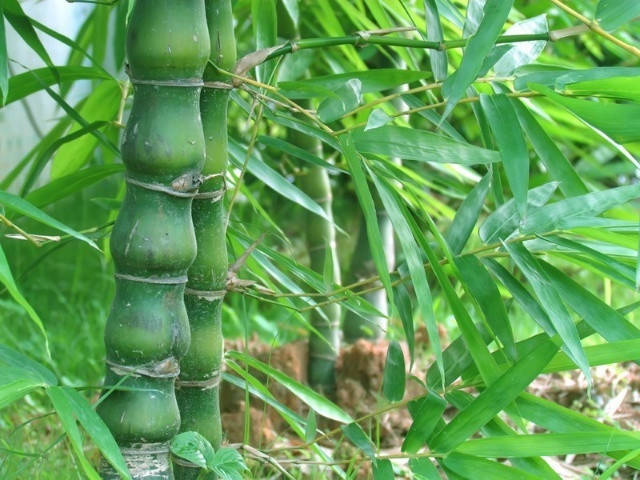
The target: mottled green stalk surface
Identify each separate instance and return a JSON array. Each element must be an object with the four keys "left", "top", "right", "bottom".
[{"left": 98, "top": 2, "right": 210, "bottom": 478}]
